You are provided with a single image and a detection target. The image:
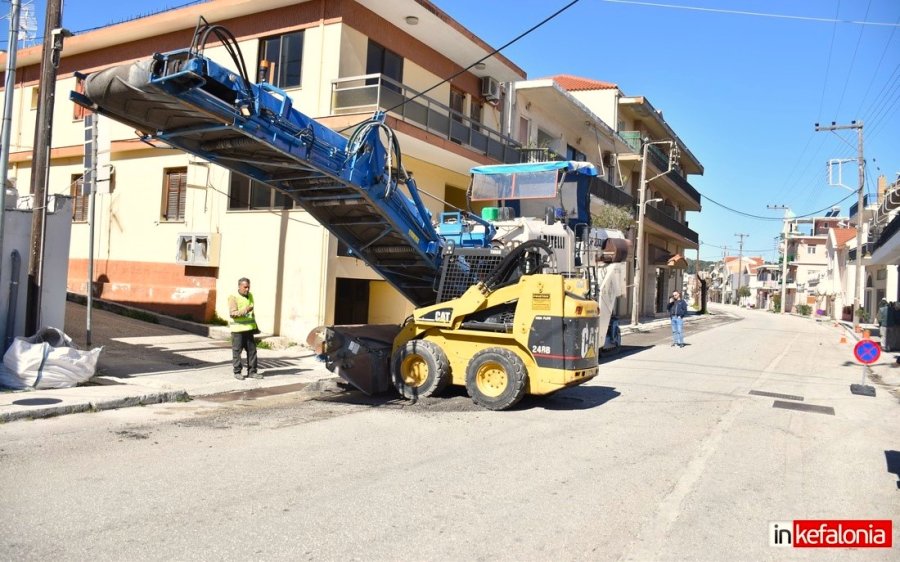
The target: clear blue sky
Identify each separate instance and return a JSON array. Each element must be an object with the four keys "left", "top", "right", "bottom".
[{"left": 5, "top": 0, "right": 899, "bottom": 262}]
